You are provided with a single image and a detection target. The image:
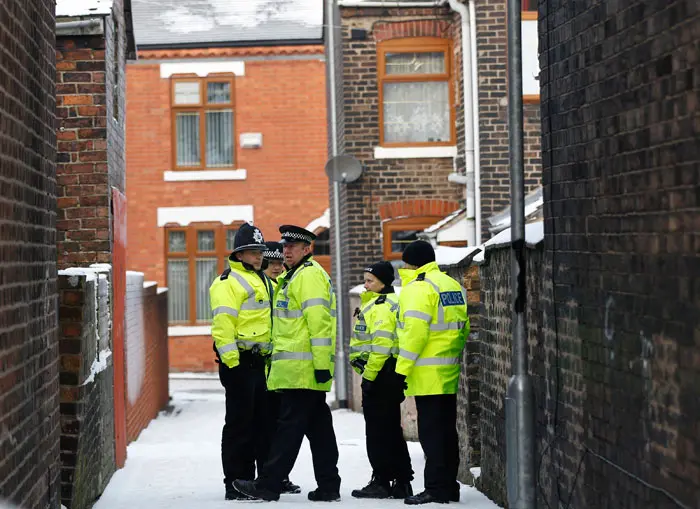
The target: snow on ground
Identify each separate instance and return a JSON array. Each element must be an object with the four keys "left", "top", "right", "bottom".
[{"left": 93, "top": 378, "right": 502, "bottom": 509}]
